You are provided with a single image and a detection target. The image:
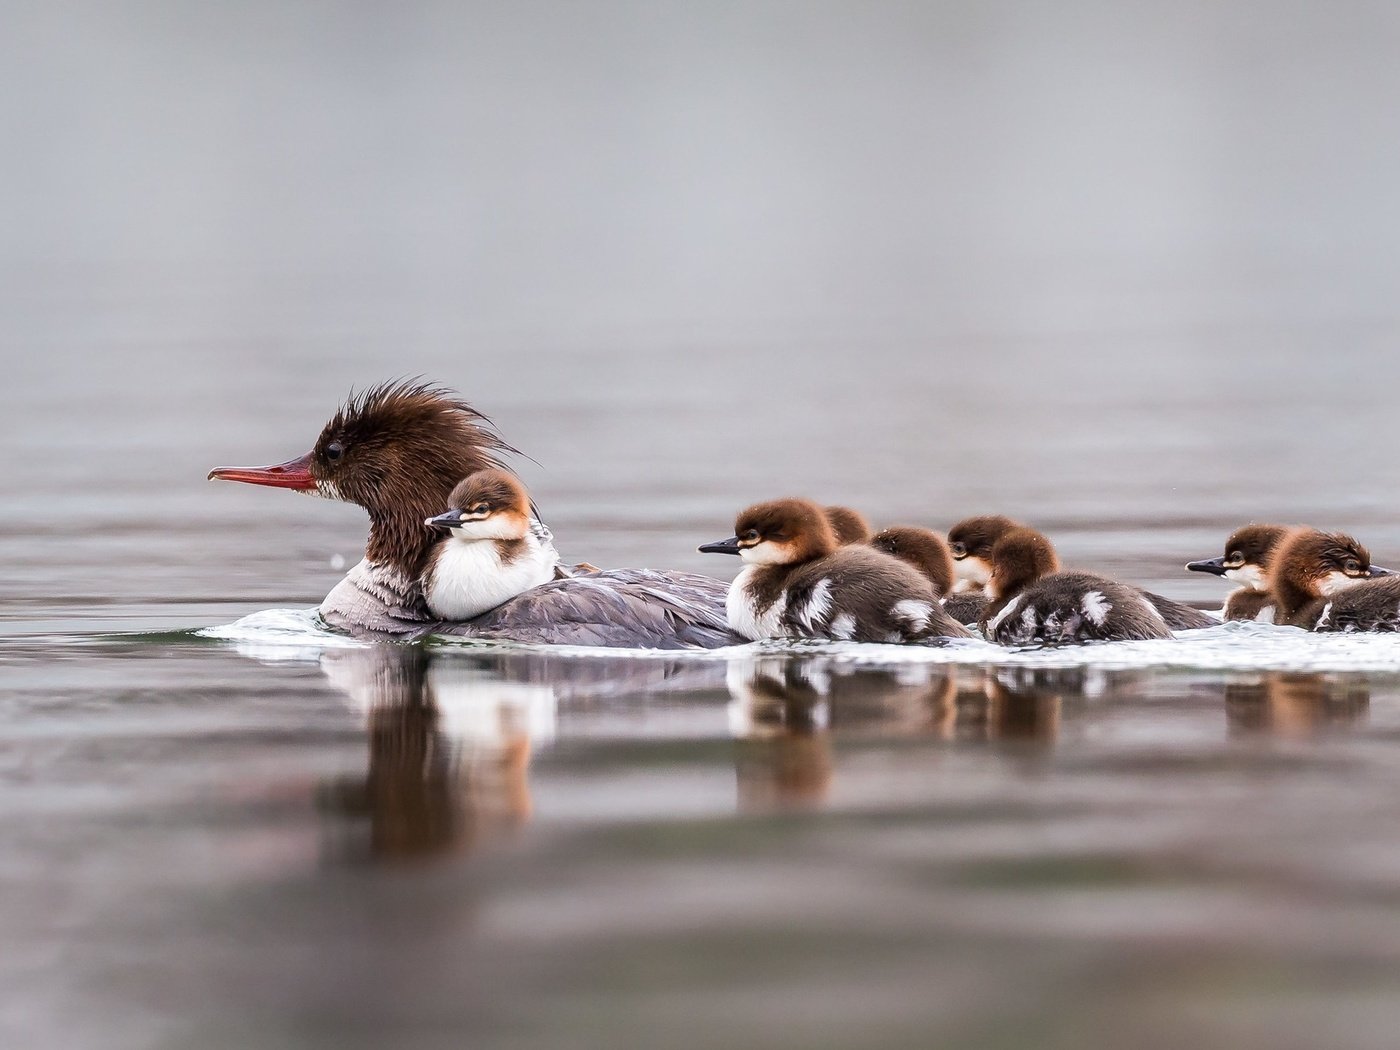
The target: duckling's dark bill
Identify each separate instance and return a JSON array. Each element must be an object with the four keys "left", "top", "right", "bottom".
[
  {"left": 207, "top": 452, "right": 316, "bottom": 491},
  {"left": 1185, "top": 557, "right": 1229, "bottom": 576},
  {"left": 1370, "top": 564, "right": 1396, "bottom": 577},
  {"left": 699, "top": 537, "right": 742, "bottom": 555},
  {"left": 425, "top": 511, "right": 466, "bottom": 529}
]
